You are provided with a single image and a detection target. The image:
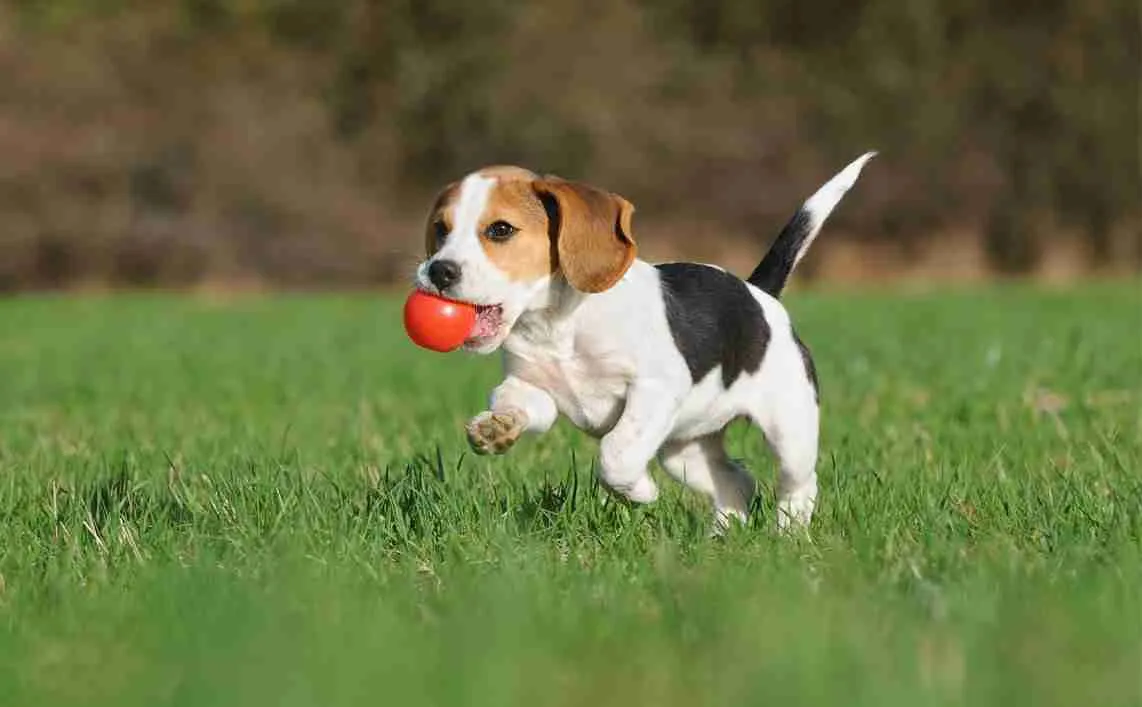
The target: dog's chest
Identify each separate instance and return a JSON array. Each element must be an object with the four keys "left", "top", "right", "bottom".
[{"left": 508, "top": 346, "right": 629, "bottom": 437}]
